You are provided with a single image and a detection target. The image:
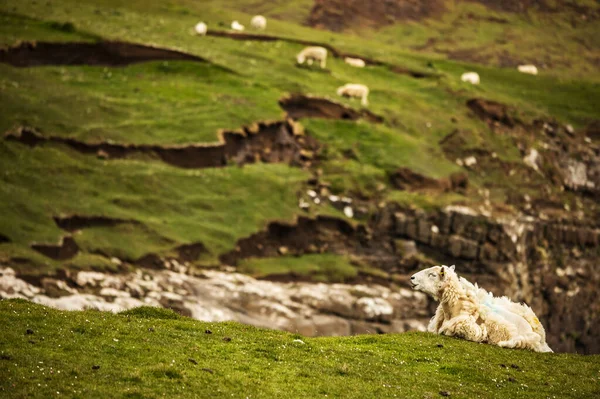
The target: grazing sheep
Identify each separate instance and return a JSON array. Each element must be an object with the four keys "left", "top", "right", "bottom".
[
  {"left": 461, "top": 72, "right": 480, "bottom": 85},
  {"left": 231, "top": 20, "right": 245, "bottom": 31},
  {"left": 344, "top": 57, "right": 366, "bottom": 68},
  {"left": 194, "top": 22, "right": 207, "bottom": 36},
  {"left": 336, "top": 83, "right": 369, "bottom": 106},
  {"left": 296, "top": 46, "right": 328, "bottom": 69},
  {"left": 410, "top": 265, "right": 552, "bottom": 352},
  {"left": 251, "top": 15, "right": 267, "bottom": 30},
  {"left": 517, "top": 64, "right": 538, "bottom": 75}
]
